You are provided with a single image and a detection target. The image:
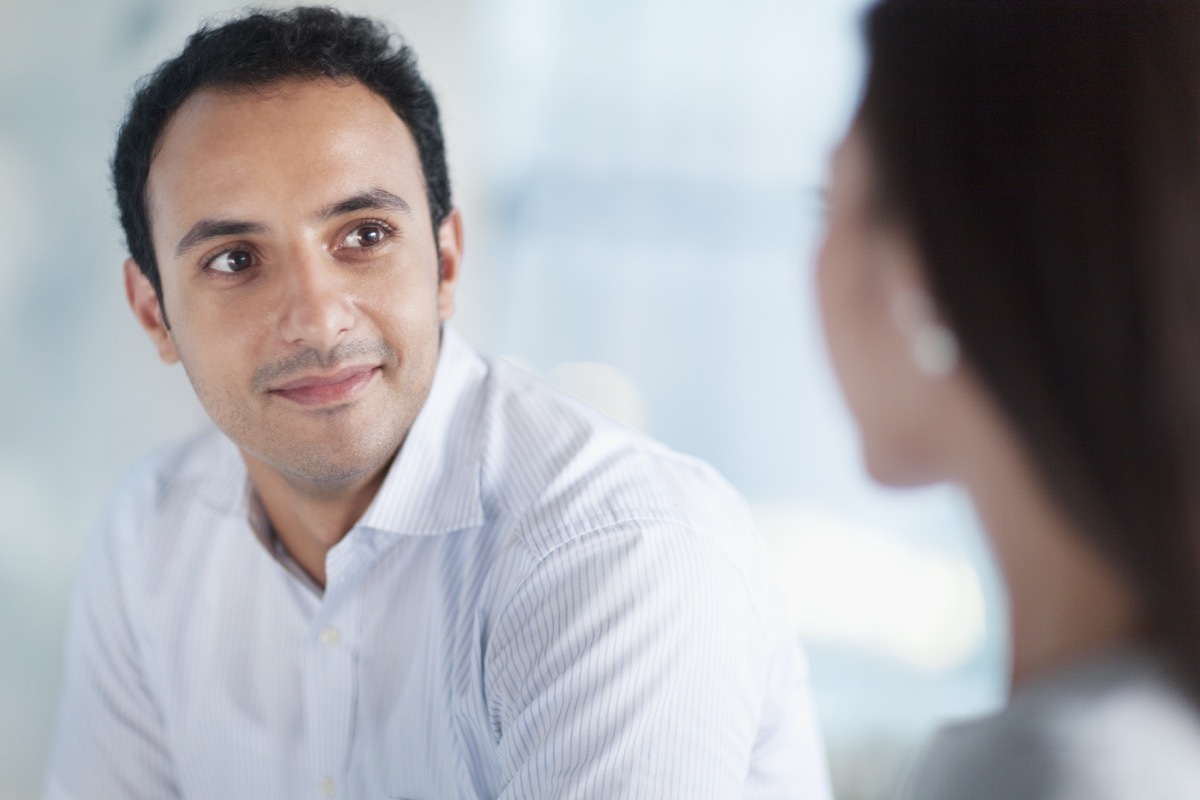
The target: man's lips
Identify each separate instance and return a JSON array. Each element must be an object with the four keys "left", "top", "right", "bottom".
[{"left": 268, "top": 365, "right": 381, "bottom": 407}]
